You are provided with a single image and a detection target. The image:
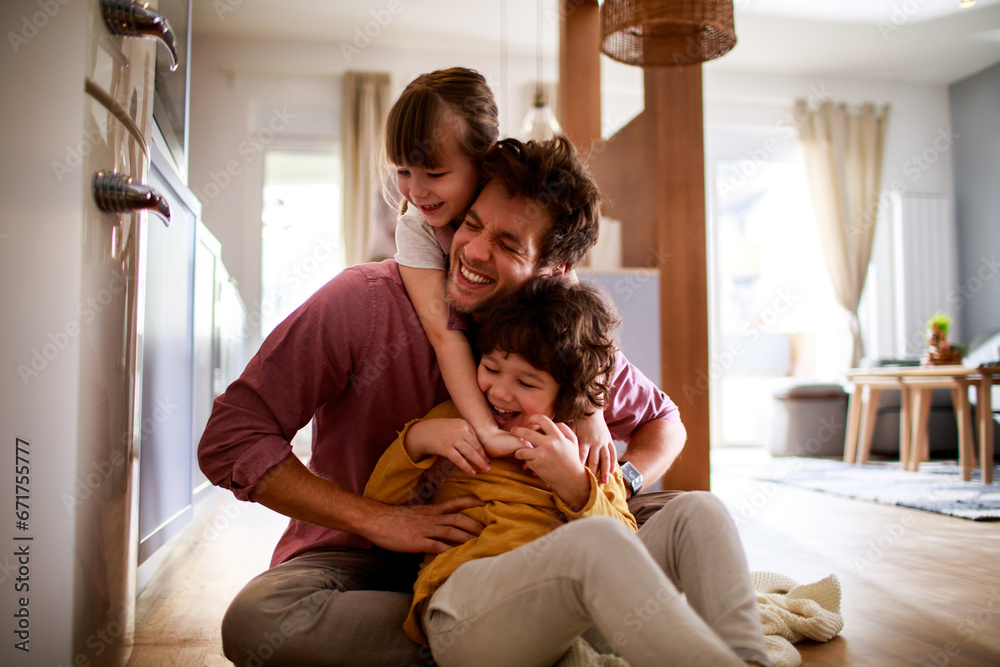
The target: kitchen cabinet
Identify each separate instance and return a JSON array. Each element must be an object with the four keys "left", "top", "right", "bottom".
[{"left": 0, "top": 0, "right": 187, "bottom": 664}]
